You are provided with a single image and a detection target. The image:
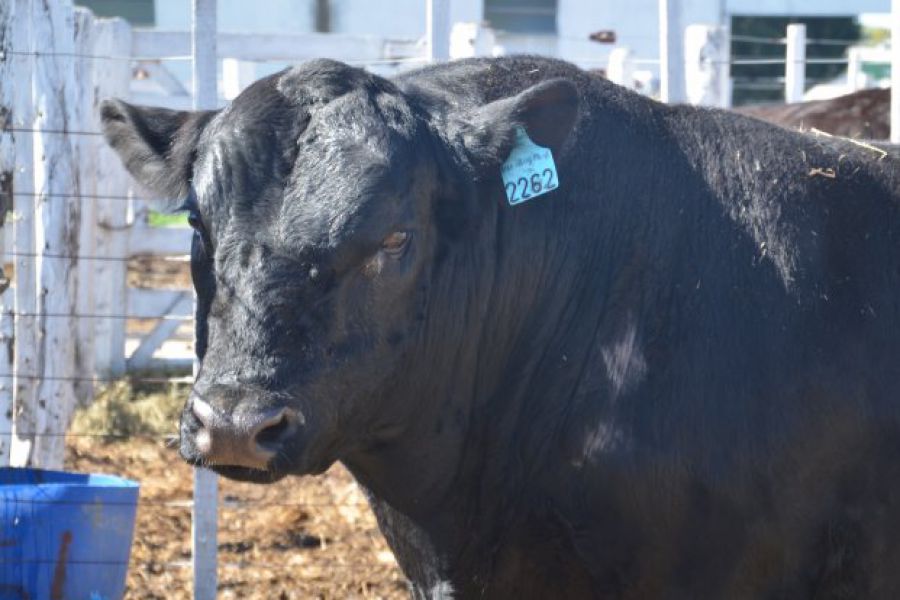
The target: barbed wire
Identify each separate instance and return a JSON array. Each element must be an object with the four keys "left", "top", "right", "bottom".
[
  {"left": 569, "top": 56, "right": 660, "bottom": 66},
  {"left": 0, "top": 372, "right": 192, "bottom": 384},
  {"left": 5, "top": 430, "right": 175, "bottom": 439},
  {"left": 1, "top": 48, "right": 429, "bottom": 67},
  {"left": 2, "top": 250, "right": 187, "bottom": 263},
  {"left": 11, "top": 190, "right": 168, "bottom": 203},
  {"left": 8, "top": 310, "right": 192, "bottom": 321},
  {"left": 0, "top": 558, "right": 390, "bottom": 571},
  {"left": 575, "top": 54, "right": 852, "bottom": 68},
  {"left": 344, "top": 57, "right": 428, "bottom": 67},
  {"left": 0, "top": 49, "right": 192, "bottom": 62},
  {"left": 1, "top": 496, "right": 369, "bottom": 509},
  {"left": 1, "top": 126, "right": 104, "bottom": 136}
]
